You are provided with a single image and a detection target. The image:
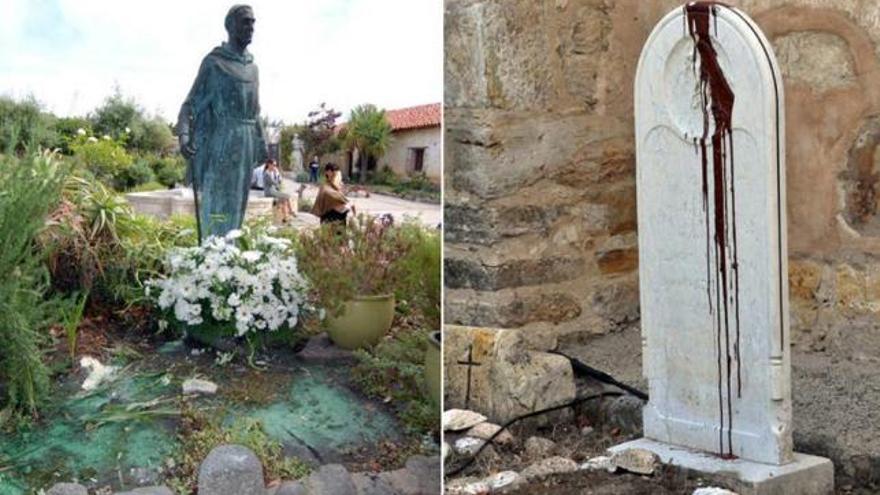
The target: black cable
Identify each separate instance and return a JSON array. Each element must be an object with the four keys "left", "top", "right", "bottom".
[
  {"left": 549, "top": 350, "right": 649, "bottom": 401},
  {"left": 445, "top": 391, "right": 624, "bottom": 477}
]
